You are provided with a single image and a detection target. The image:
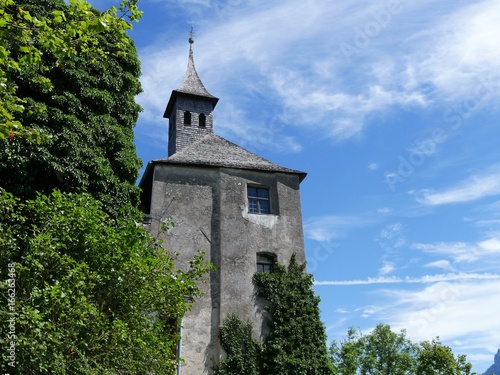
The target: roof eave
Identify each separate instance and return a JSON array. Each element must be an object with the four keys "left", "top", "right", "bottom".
[{"left": 151, "top": 158, "right": 307, "bottom": 182}]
